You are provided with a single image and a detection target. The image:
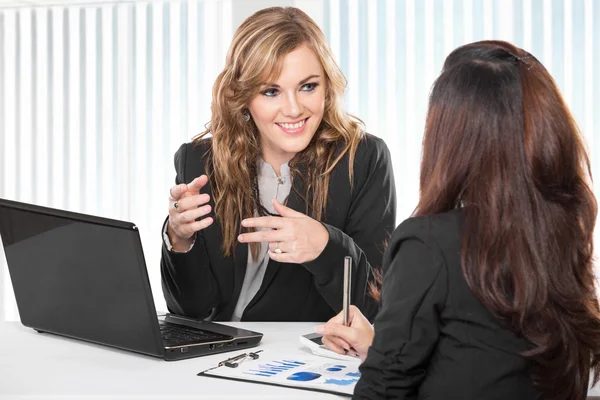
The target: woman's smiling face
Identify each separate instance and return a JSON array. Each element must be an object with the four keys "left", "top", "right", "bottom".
[{"left": 247, "top": 44, "right": 326, "bottom": 167}]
